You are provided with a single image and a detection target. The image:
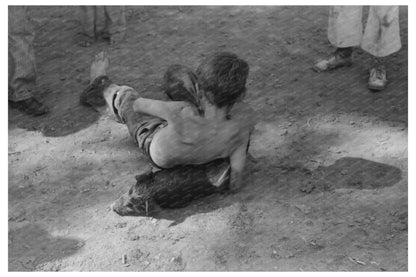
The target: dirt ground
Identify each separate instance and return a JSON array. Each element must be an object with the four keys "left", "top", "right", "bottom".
[{"left": 8, "top": 6, "right": 408, "bottom": 271}]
